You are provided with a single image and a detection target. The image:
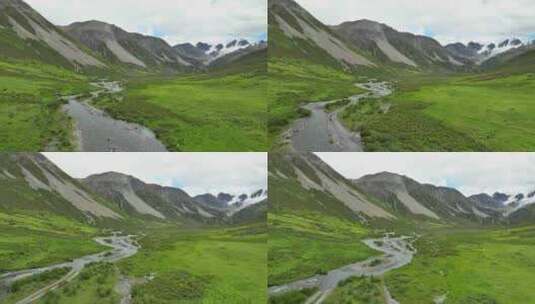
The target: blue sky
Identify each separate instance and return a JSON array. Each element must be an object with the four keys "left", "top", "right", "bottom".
[
  {"left": 317, "top": 153, "right": 535, "bottom": 196},
  {"left": 296, "top": 0, "right": 535, "bottom": 45},
  {"left": 26, "top": 0, "right": 267, "bottom": 45},
  {"left": 44, "top": 153, "right": 267, "bottom": 196}
]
